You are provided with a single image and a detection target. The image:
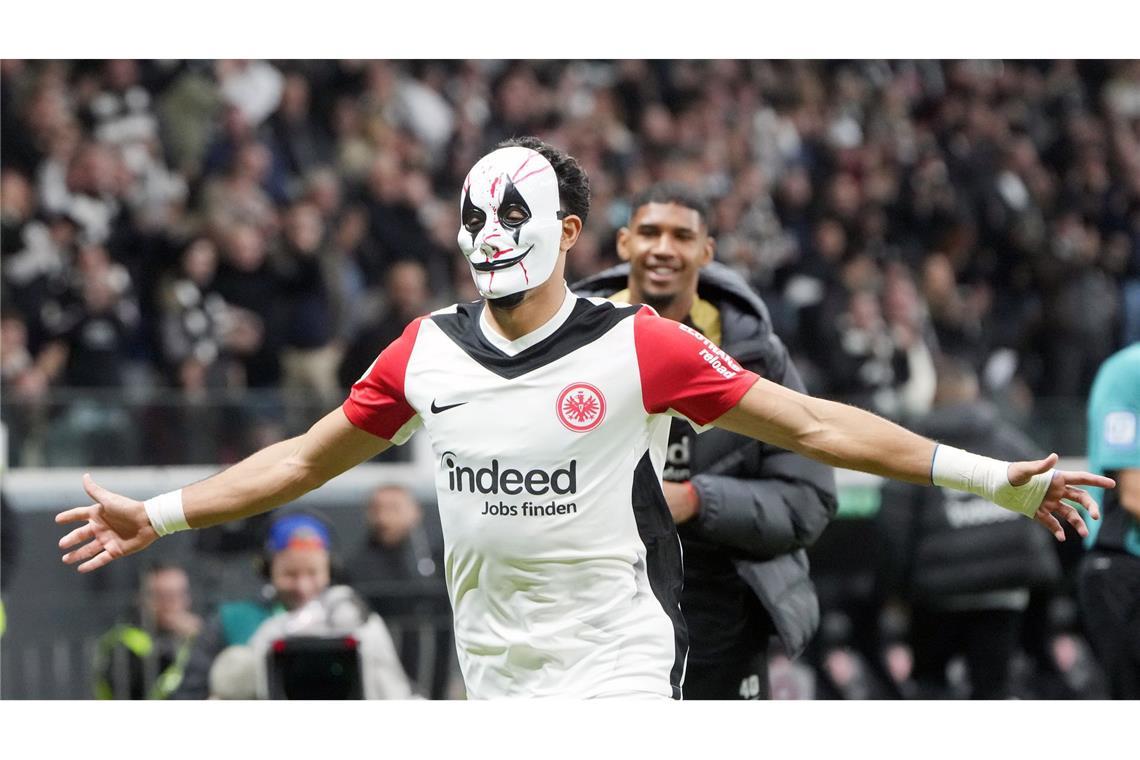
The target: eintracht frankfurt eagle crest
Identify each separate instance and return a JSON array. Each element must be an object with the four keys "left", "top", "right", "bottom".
[{"left": 556, "top": 382, "right": 606, "bottom": 432}]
